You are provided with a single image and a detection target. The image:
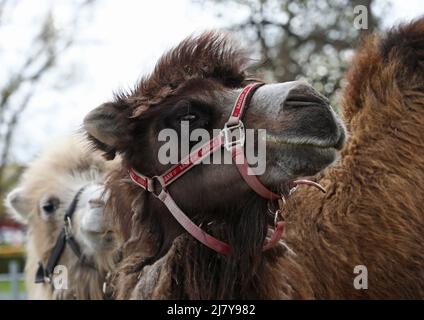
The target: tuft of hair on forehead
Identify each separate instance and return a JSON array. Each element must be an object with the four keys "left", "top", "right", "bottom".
[{"left": 115, "top": 31, "right": 253, "bottom": 115}]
